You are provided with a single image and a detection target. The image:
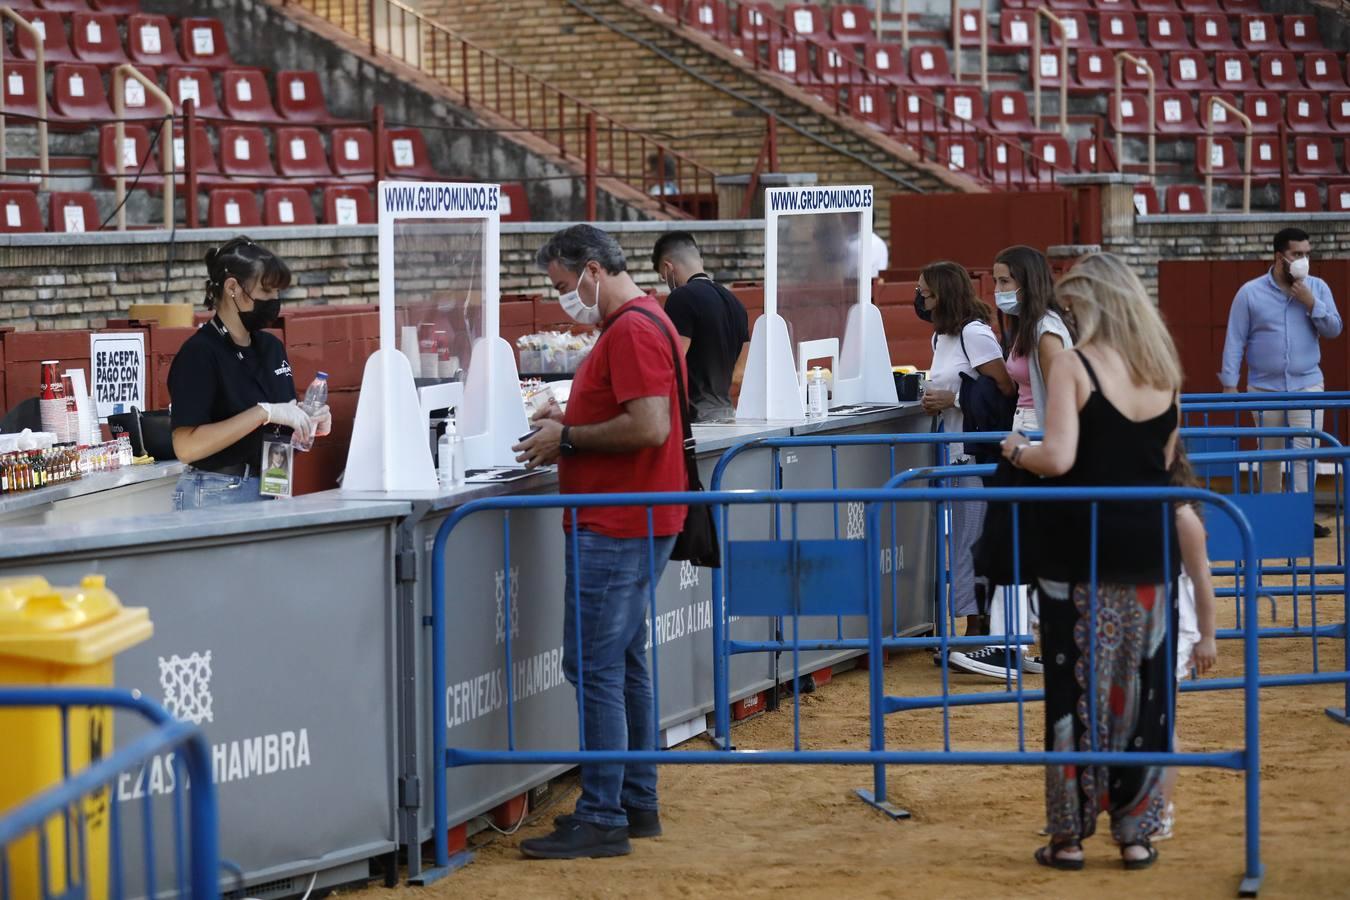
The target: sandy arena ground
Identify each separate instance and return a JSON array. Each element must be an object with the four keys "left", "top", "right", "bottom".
[{"left": 362, "top": 541, "right": 1349, "bottom": 900}]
